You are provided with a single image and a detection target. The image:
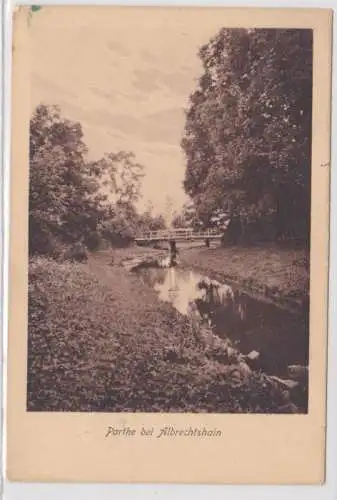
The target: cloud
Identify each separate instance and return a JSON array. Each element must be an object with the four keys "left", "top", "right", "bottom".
[
  {"left": 29, "top": 7, "right": 219, "bottom": 213},
  {"left": 147, "top": 106, "right": 183, "bottom": 124},
  {"left": 106, "top": 41, "right": 130, "bottom": 57},
  {"left": 64, "top": 105, "right": 185, "bottom": 147},
  {"left": 140, "top": 49, "right": 157, "bottom": 63},
  {"left": 132, "top": 68, "right": 161, "bottom": 93},
  {"left": 32, "top": 74, "right": 78, "bottom": 100},
  {"left": 160, "top": 71, "right": 195, "bottom": 96},
  {"left": 90, "top": 87, "right": 116, "bottom": 102}
]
